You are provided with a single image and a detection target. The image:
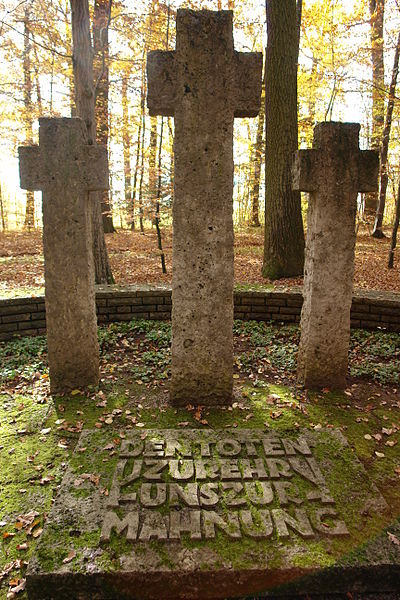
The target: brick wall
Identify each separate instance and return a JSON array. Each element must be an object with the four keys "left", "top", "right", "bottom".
[{"left": 1, "top": 285, "right": 400, "bottom": 342}]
